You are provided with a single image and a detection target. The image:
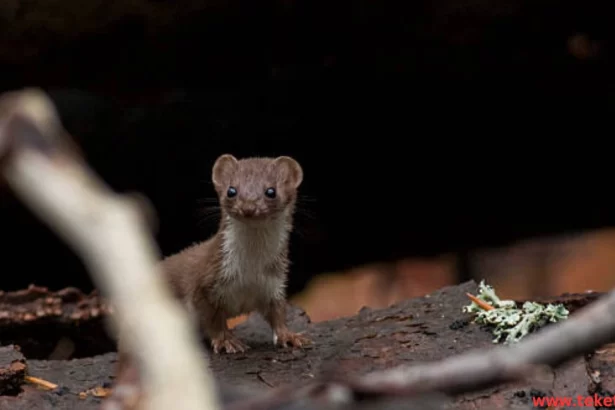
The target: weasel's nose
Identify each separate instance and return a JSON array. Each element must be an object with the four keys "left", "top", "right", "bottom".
[{"left": 242, "top": 204, "right": 256, "bottom": 217}]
